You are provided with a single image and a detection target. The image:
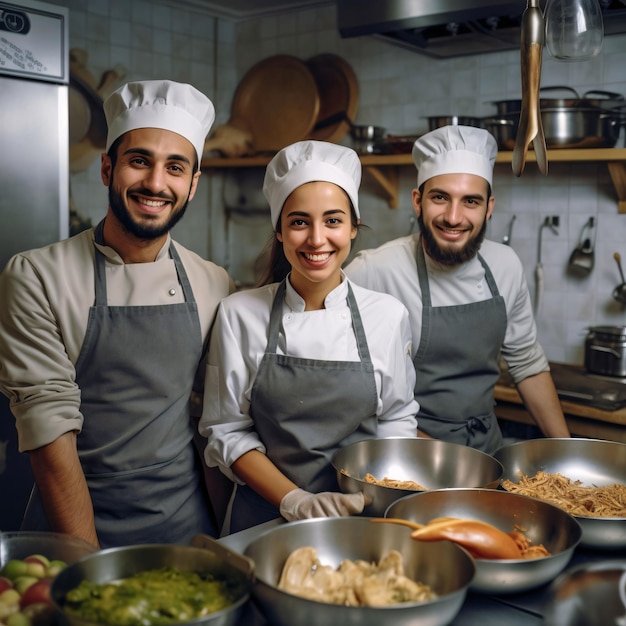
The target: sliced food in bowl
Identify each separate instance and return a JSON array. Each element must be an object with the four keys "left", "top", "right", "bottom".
[{"left": 277, "top": 546, "right": 437, "bottom": 606}]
